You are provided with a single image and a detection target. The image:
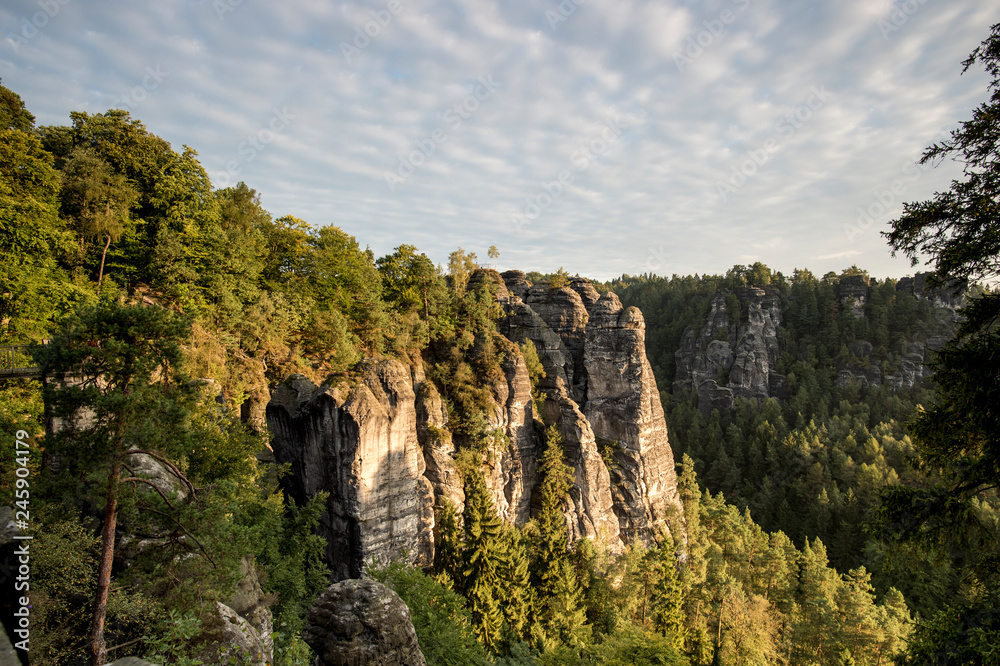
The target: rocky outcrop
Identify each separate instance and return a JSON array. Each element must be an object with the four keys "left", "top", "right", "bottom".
[
  {"left": 228, "top": 555, "right": 274, "bottom": 662},
  {"left": 304, "top": 578, "right": 426, "bottom": 666},
  {"left": 267, "top": 360, "right": 435, "bottom": 580},
  {"left": 468, "top": 268, "right": 510, "bottom": 300},
  {"left": 584, "top": 294, "right": 682, "bottom": 543},
  {"left": 502, "top": 274, "right": 683, "bottom": 548},
  {"left": 198, "top": 602, "right": 271, "bottom": 666},
  {"left": 522, "top": 284, "right": 590, "bottom": 403},
  {"left": 674, "top": 288, "right": 784, "bottom": 414},
  {"left": 414, "top": 380, "right": 464, "bottom": 511},
  {"left": 897, "top": 272, "right": 967, "bottom": 317},
  {"left": 501, "top": 270, "right": 532, "bottom": 301},
  {"left": 540, "top": 390, "right": 620, "bottom": 547},
  {"left": 266, "top": 271, "right": 685, "bottom": 570},
  {"left": 836, "top": 340, "right": 929, "bottom": 390},
  {"left": 123, "top": 449, "right": 188, "bottom": 502},
  {"left": 838, "top": 275, "right": 870, "bottom": 319},
  {"left": 484, "top": 336, "right": 539, "bottom": 524}
]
